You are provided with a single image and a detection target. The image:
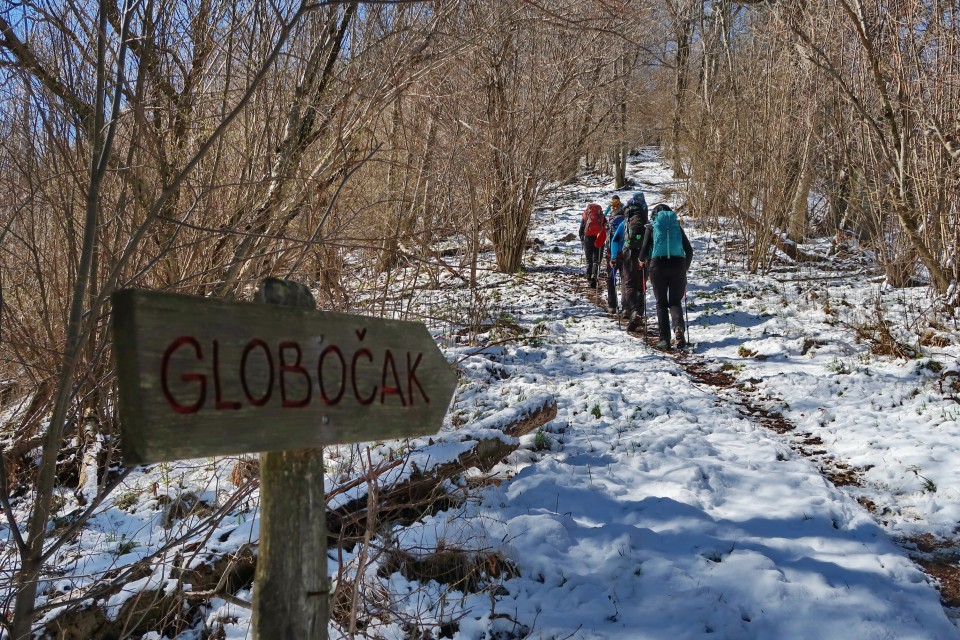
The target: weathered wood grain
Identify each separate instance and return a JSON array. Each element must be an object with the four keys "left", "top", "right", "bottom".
[
  {"left": 111, "top": 288, "right": 457, "bottom": 464},
  {"left": 250, "top": 278, "right": 328, "bottom": 640}
]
